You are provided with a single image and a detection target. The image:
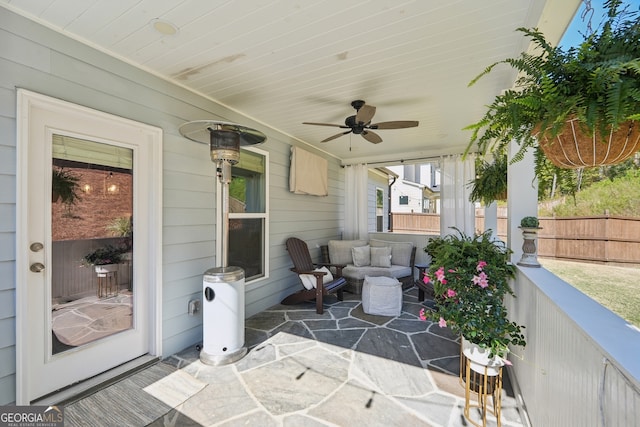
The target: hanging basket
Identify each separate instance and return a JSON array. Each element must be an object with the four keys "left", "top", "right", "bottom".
[{"left": 536, "top": 118, "right": 640, "bottom": 169}]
